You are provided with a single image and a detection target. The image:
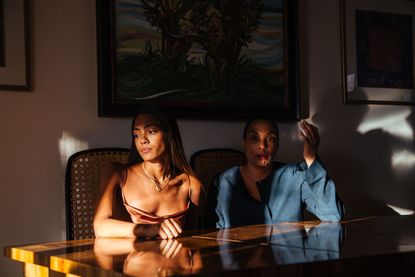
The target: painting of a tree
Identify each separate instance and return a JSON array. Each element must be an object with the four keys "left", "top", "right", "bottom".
[{"left": 97, "top": 0, "right": 299, "bottom": 119}]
